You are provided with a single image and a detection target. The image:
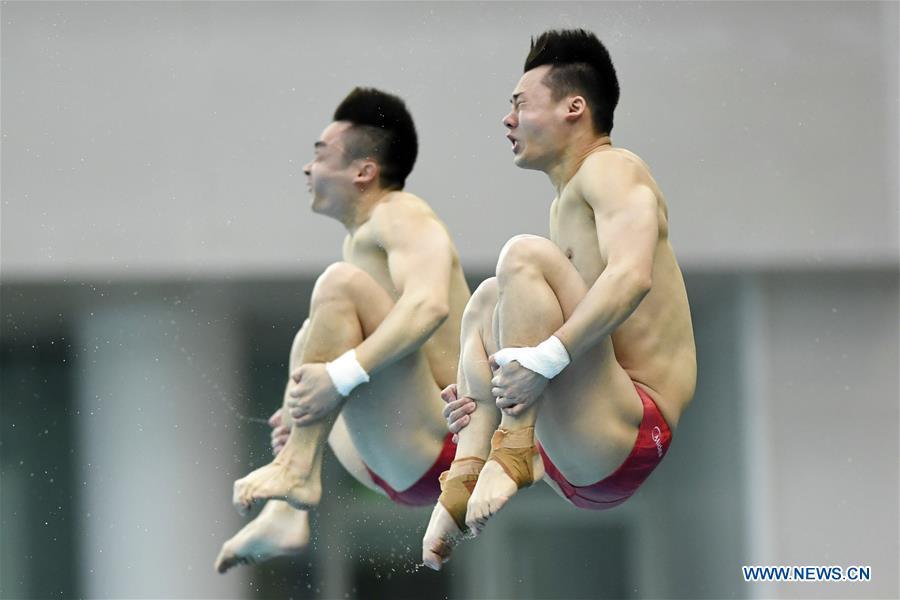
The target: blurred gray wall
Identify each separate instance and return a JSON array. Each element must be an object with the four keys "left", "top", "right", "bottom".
[
  {"left": 2, "top": 2, "right": 898, "bottom": 599},
  {"left": 3, "top": 1, "right": 897, "bottom": 277}
]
